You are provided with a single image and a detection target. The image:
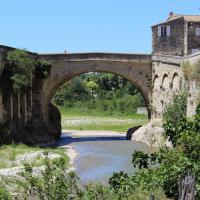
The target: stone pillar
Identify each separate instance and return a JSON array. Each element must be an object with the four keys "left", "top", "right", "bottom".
[
  {"left": 0, "top": 90, "right": 3, "bottom": 121},
  {"left": 24, "top": 93, "right": 27, "bottom": 123},
  {"left": 186, "top": 81, "right": 199, "bottom": 117},
  {"left": 10, "top": 92, "right": 13, "bottom": 119},
  {"left": 184, "top": 21, "right": 188, "bottom": 56},
  {"left": 18, "top": 92, "right": 21, "bottom": 119},
  {"left": 30, "top": 71, "right": 33, "bottom": 111}
]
